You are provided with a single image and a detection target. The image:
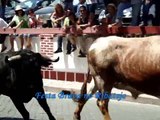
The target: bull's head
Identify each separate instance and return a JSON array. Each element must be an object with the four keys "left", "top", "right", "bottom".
[{"left": 5, "top": 50, "right": 59, "bottom": 68}]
